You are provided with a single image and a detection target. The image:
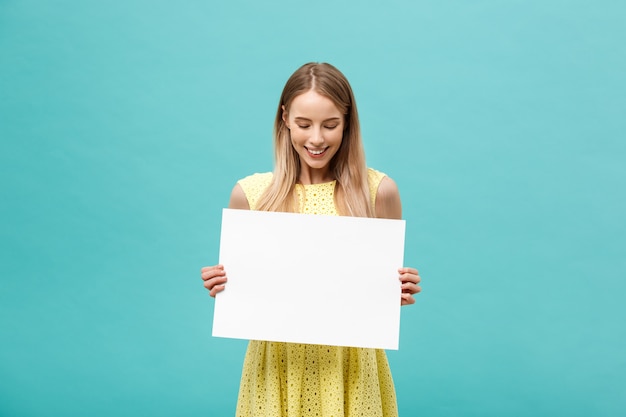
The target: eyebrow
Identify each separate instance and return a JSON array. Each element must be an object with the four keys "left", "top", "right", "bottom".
[{"left": 294, "top": 117, "right": 342, "bottom": 122}]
